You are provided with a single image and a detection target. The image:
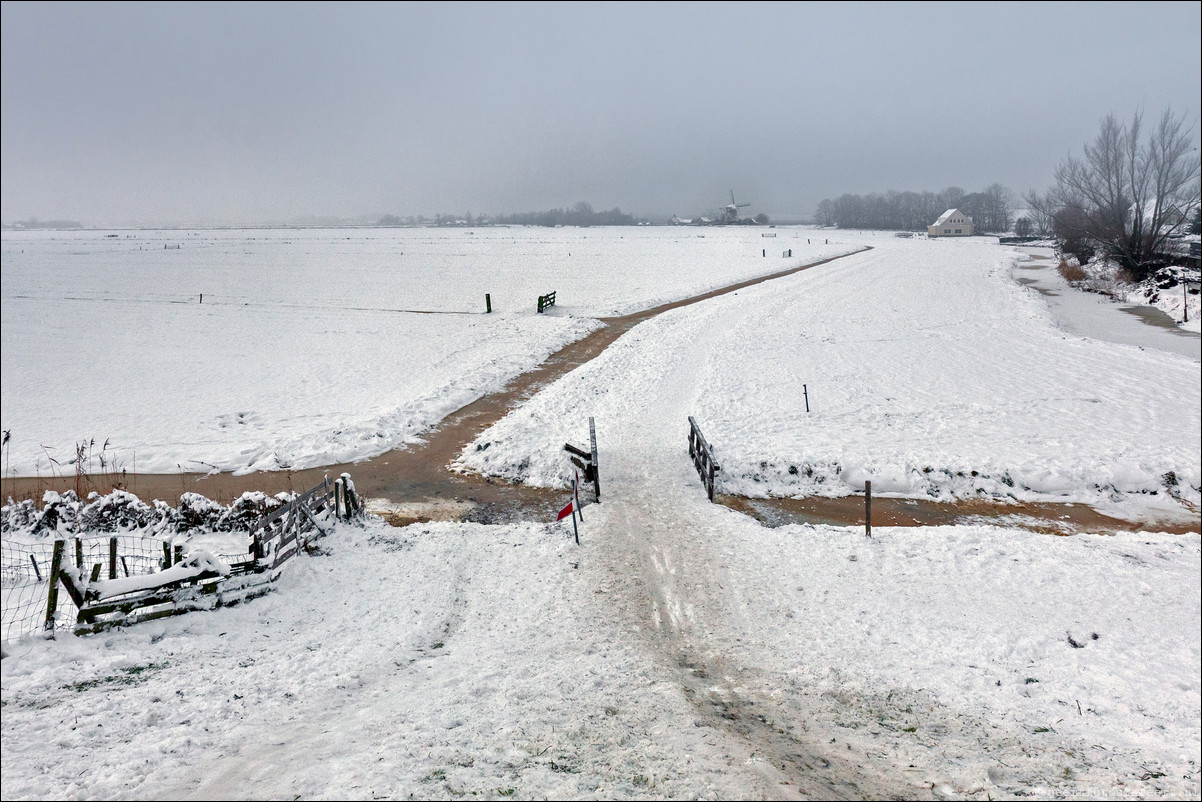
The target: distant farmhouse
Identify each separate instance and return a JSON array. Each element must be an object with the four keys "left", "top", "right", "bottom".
[{"left": 928, "top": 209, "right": 973, "bottom": 237}]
